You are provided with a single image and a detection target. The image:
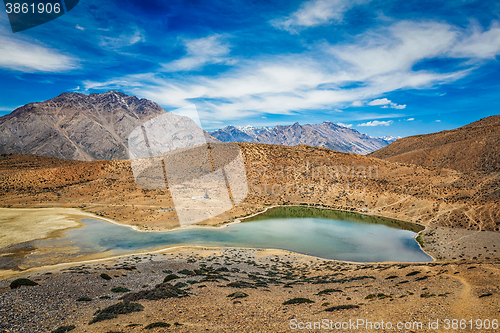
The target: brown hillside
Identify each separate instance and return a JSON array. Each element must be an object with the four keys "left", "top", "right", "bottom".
[
  {"left": 370, "top": 115, "right": 500, "bottom": 173},
  {"left": 1, "top": 143, "right": 499, "bottom": 232}
]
